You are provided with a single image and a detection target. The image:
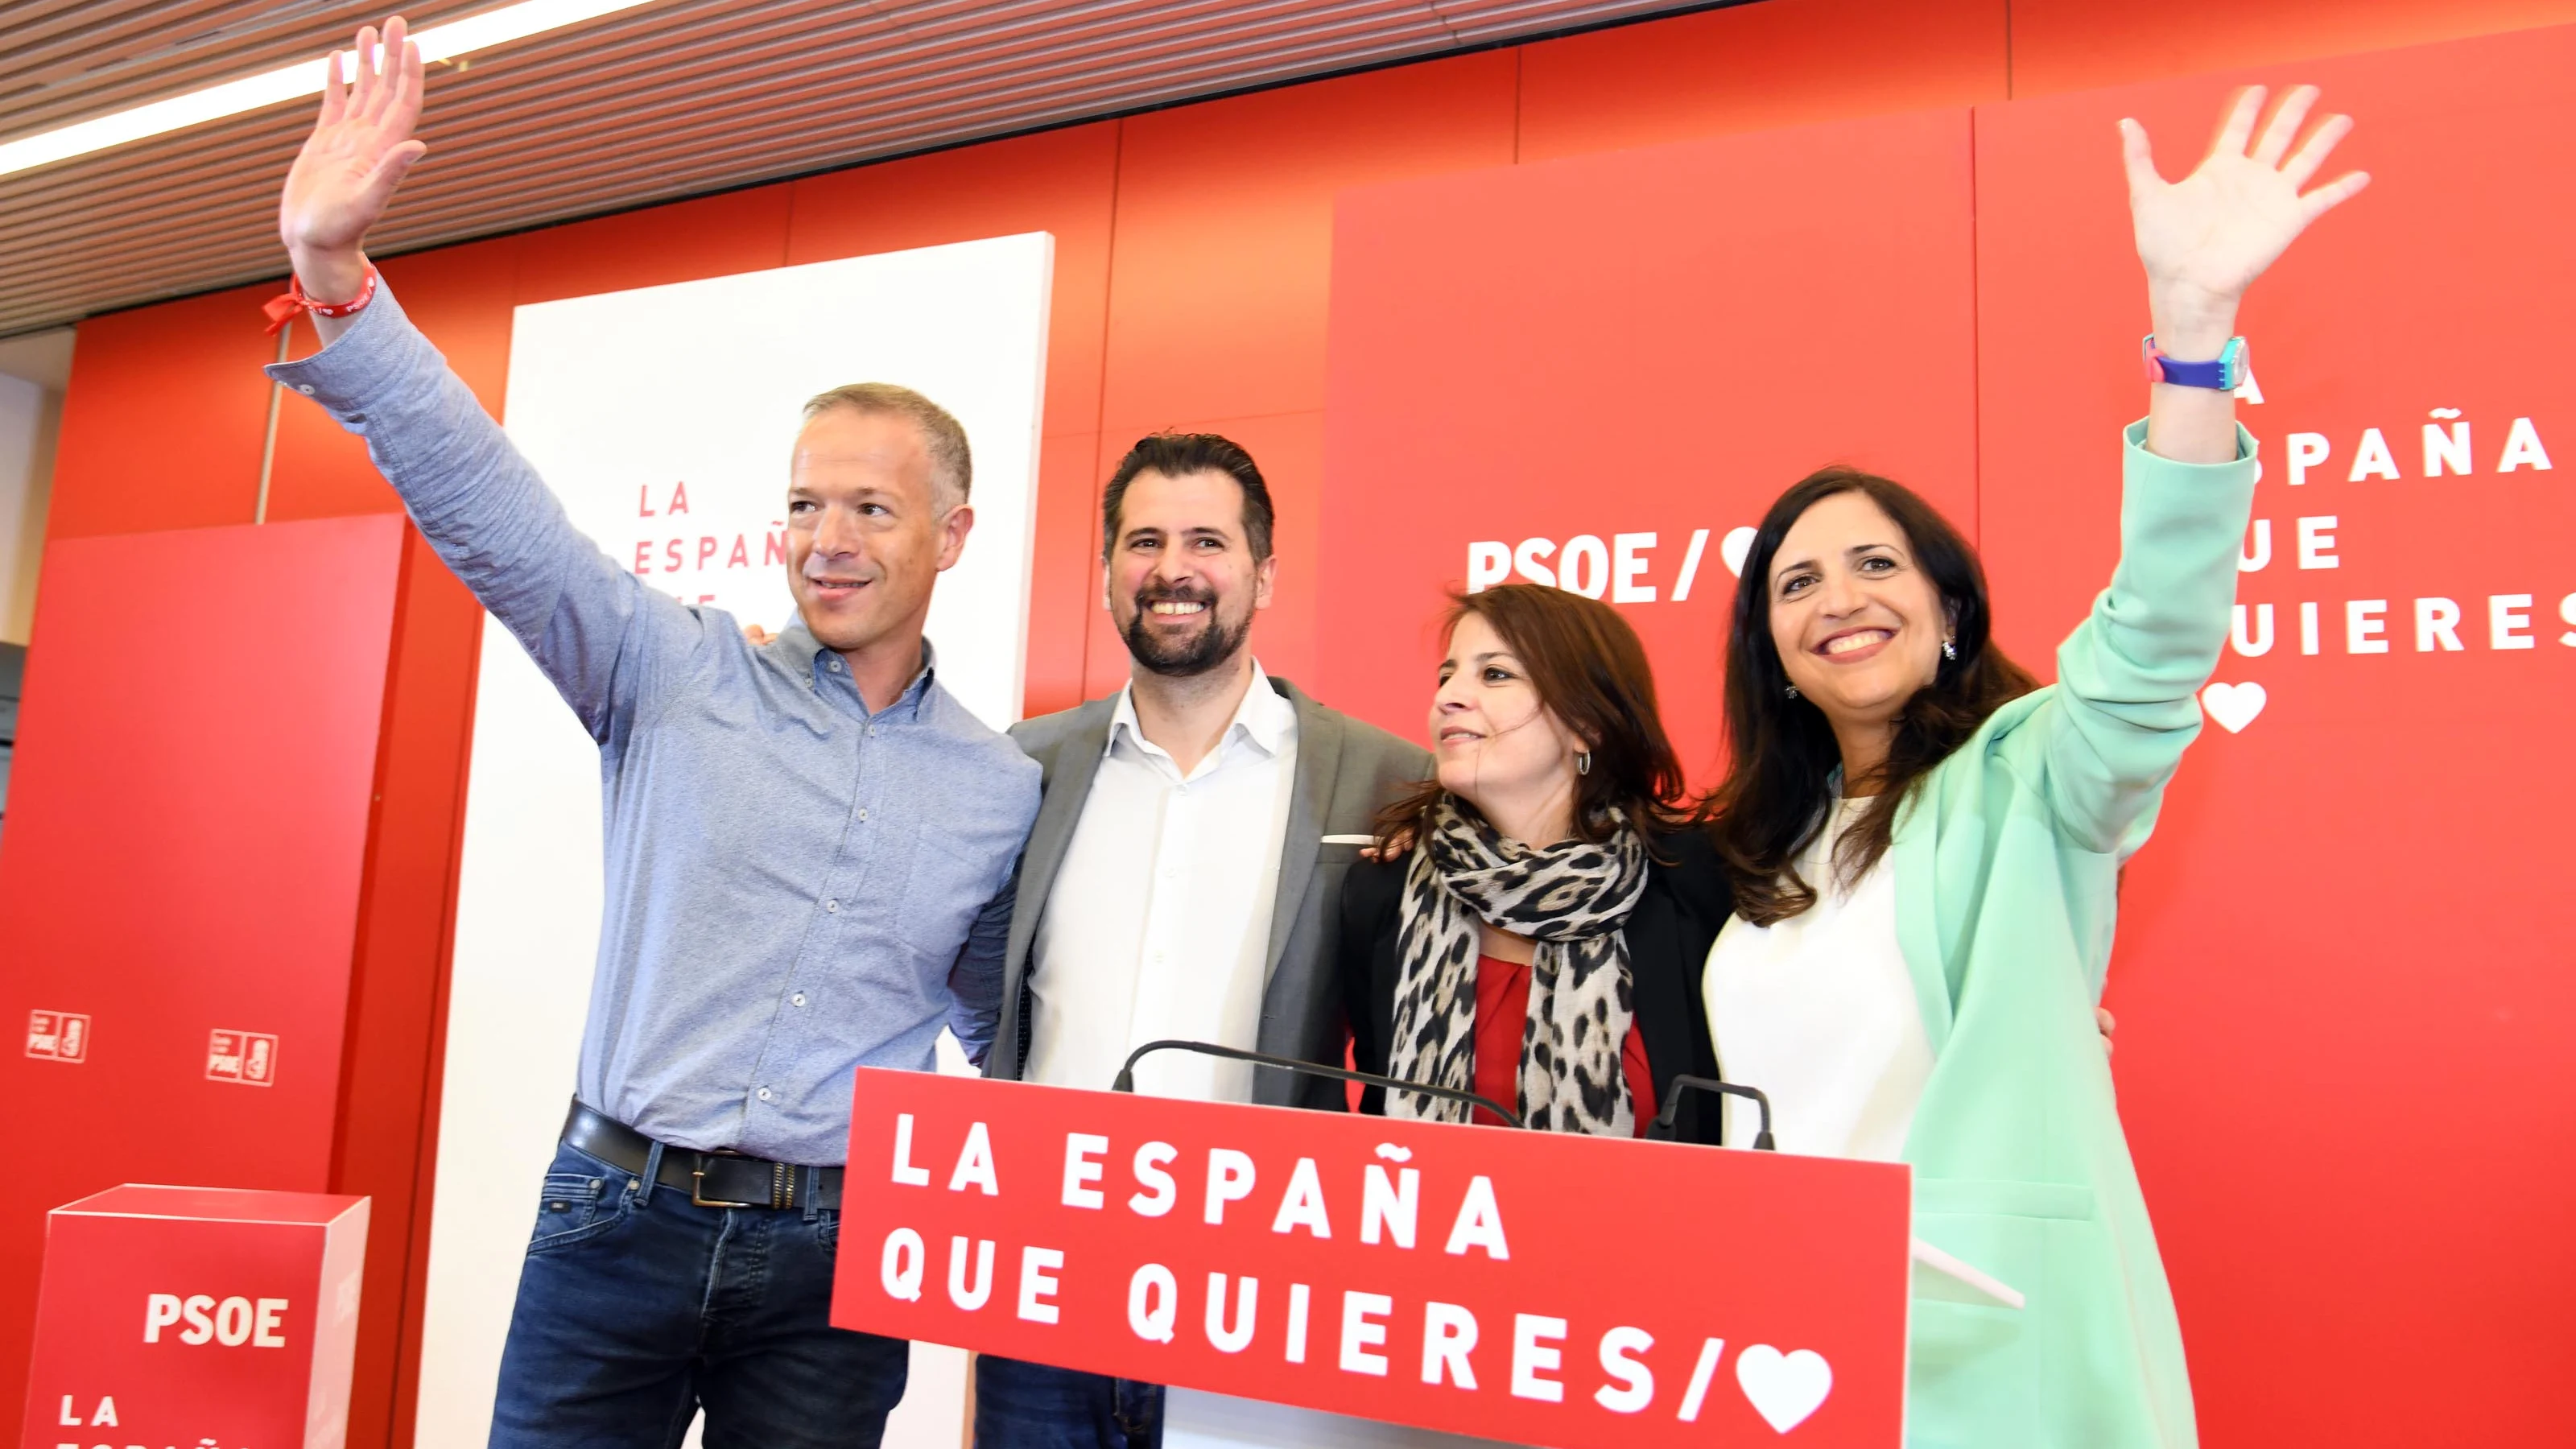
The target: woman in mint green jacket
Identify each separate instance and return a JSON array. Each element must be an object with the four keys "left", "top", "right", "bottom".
[{"left": 1697, "top": 87, "right": 2370, "bottom": 1447}]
